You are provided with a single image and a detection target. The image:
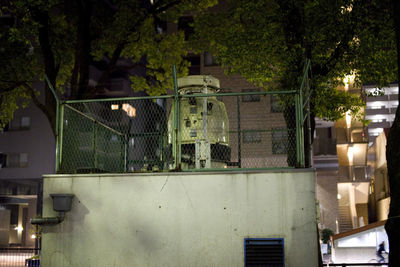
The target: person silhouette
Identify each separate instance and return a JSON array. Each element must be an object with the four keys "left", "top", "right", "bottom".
[{"left": 377, "top": 241, "right": 386, "bottom": 263}]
